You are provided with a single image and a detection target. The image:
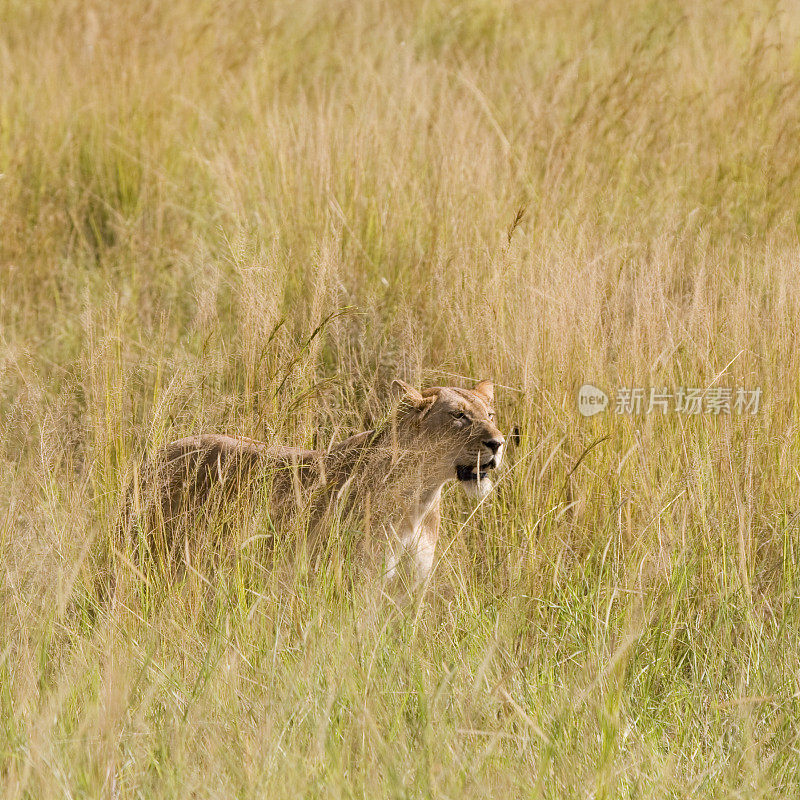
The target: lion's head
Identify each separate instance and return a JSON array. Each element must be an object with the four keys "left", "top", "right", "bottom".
[{"left": 391, "top": 378, "right": 506, "bottom": 499}]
